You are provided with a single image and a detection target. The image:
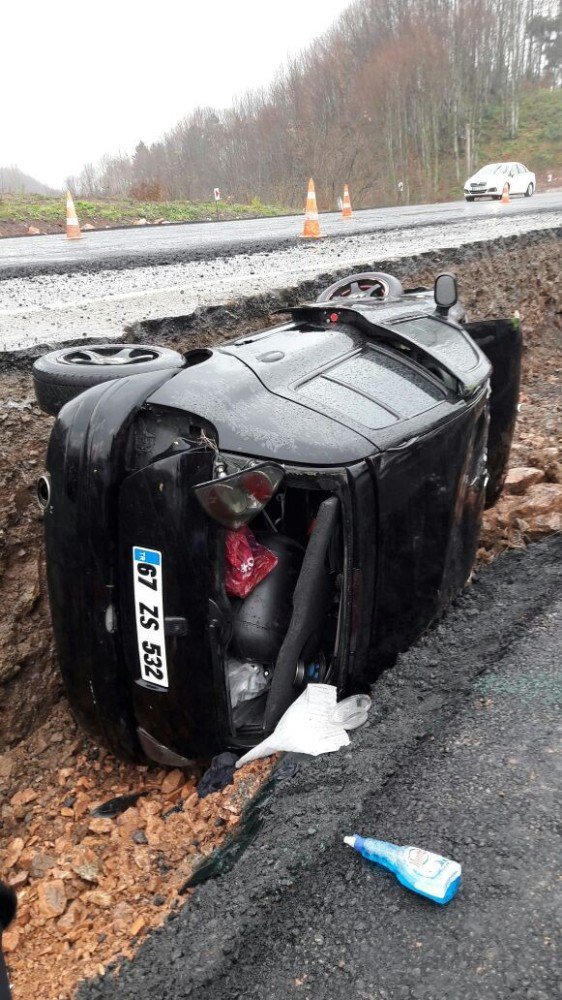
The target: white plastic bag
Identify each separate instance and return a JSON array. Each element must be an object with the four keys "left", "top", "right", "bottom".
[
  {"left": 235, "top": 684, "right": 350, "bottom": 767},
  {"left": 227, "top": 659, "right": 270, "bottom": 709}
]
